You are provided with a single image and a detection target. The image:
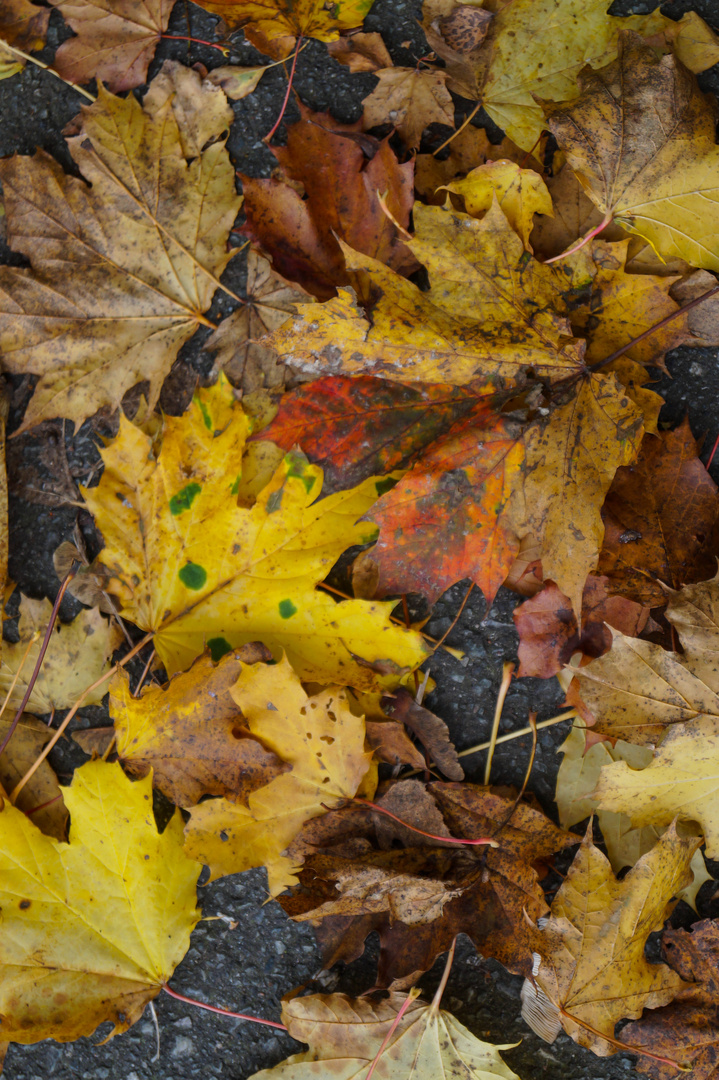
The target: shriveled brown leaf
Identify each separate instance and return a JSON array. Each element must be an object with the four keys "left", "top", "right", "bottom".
[
  {"left": 380, "top": 688, "right": 463, "bottom": 780},
  {"left": 241, "top": 108, "right": 415, "bottom": 300},
  {"left": 0, "top": 0, "right": 49, "bottom": 51},
  {"left": 365, "top": 720, "right": 426, "bottom": 769},
  {"left": 622, "top": 921, "right": 719, "bottom": 1080},
  {"left": 327, "top": 31, "right": 392, "bottom": 72},
  {"left": 597, "top": 420, "right": 719, "bottom": 608},
  {"left": 514, "top": 577, "right": 649, "bottom": 680}
]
